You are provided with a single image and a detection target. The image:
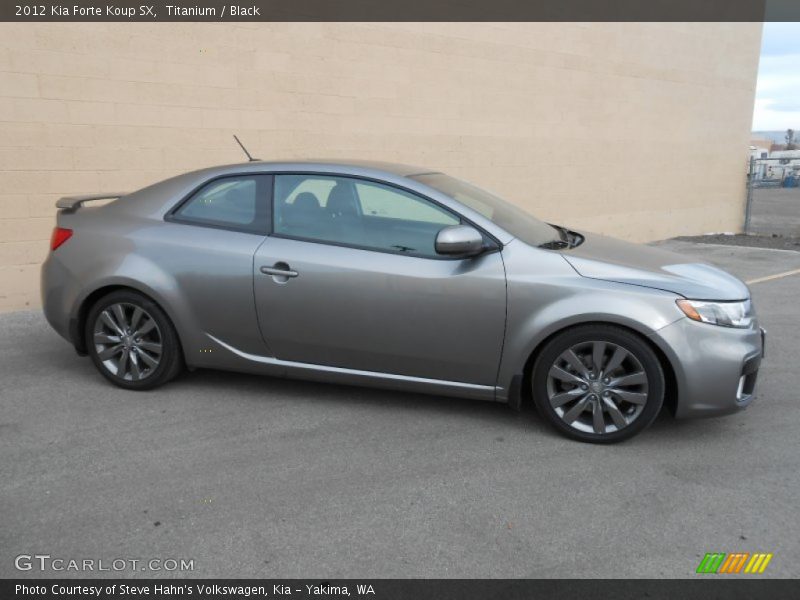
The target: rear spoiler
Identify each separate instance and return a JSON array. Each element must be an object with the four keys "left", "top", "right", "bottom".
[{"left": 56, "top": 192, "right": 128, "bottom": 212}]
